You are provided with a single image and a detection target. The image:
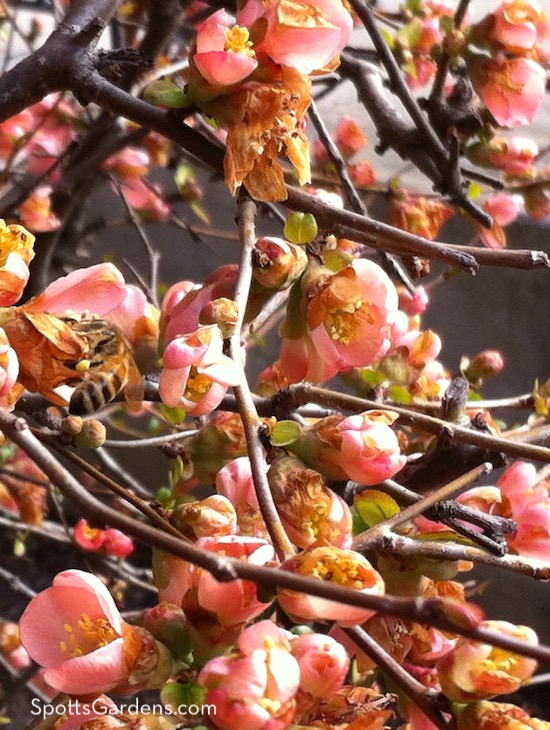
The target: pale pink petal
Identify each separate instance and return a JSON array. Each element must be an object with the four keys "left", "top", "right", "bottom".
[{"left": 43, "top": 638, "right": 126, "bottom": 694}]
